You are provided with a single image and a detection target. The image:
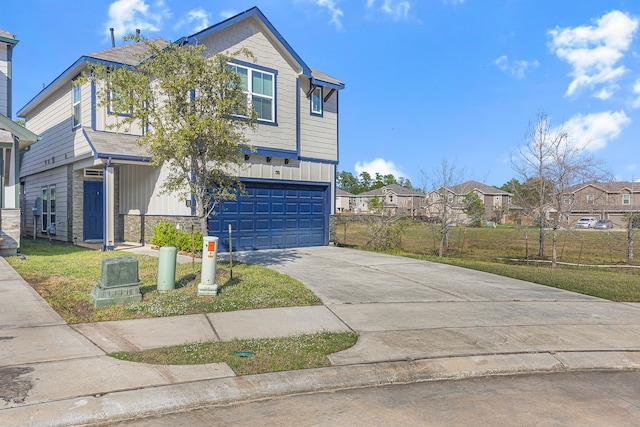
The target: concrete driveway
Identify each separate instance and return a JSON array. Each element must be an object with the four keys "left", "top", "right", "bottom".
[{"left": 232, "top": 246, "right": 640, "bottom": 366}]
